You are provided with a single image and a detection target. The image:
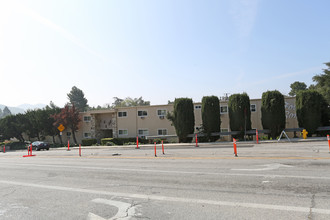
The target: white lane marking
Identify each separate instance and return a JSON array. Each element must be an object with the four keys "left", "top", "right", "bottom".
[
  {"left": 231, "top": 163, "right": 293, "bottom": 171},
  {"left": 0, "top": 162, "right": 329, "bottom": 180},
  {"left": 88, "top": 212, "right": 106, "bottom": 220},
  {"left": 90, "top": 198, "right": 135, "bottom": 220},
  {"left": 0, "top": 180, "right": 330, "bottom": 215}
]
